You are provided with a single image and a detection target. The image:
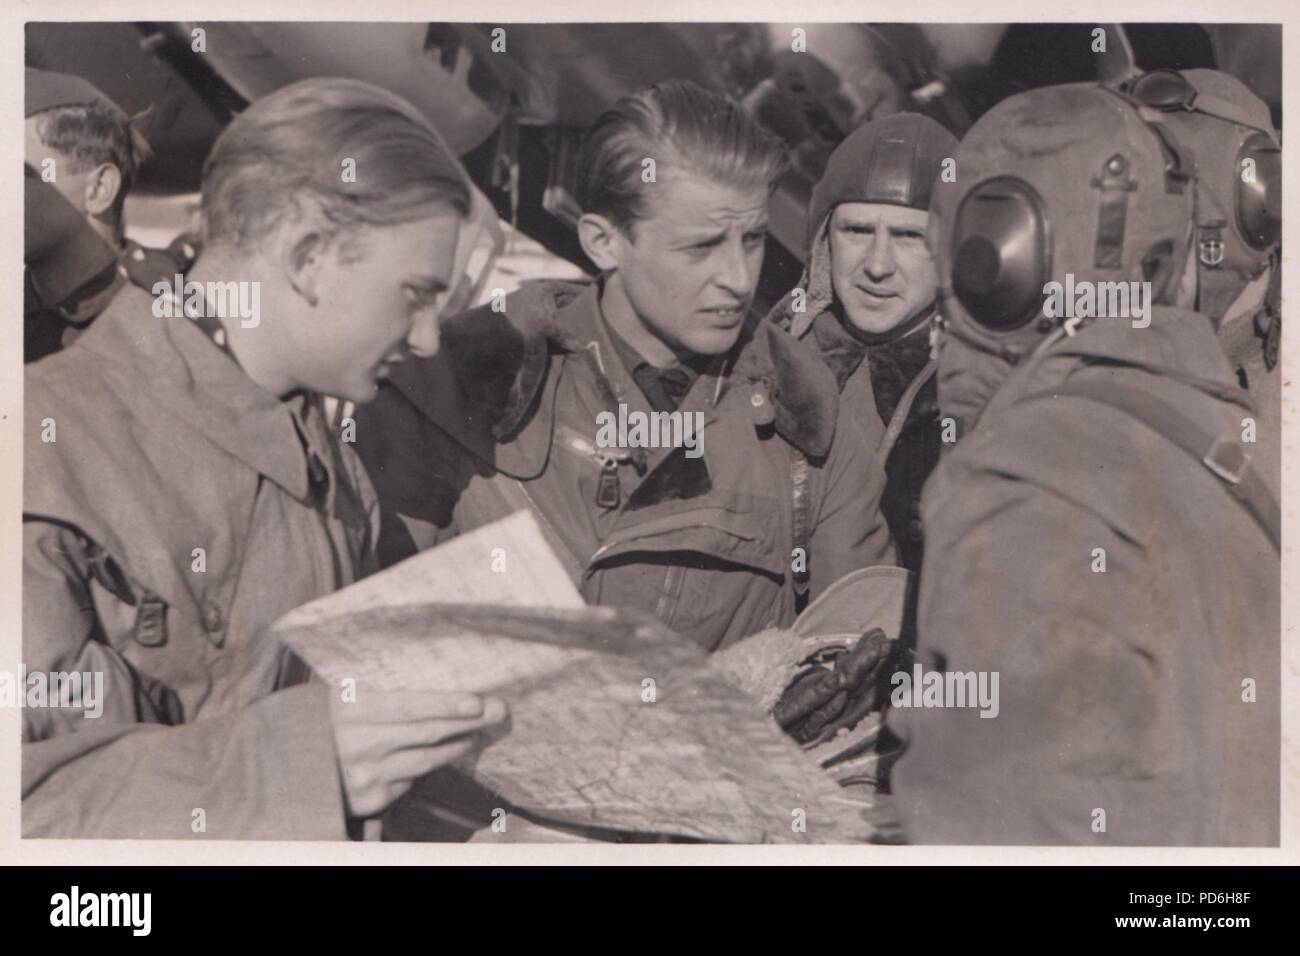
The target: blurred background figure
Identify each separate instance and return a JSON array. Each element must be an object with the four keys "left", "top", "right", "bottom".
[
  {"left": 24, "top": 67, "right": 200, "bottom": 362},
  {"left": 24, "top": 68, "right": 140, "bottom": 361}
]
